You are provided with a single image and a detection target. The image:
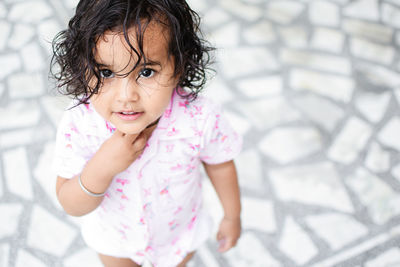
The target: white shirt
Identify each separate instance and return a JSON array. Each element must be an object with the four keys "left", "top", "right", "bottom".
[{"left": 53, "top": 91, "right": 242, "bottom": 267}]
